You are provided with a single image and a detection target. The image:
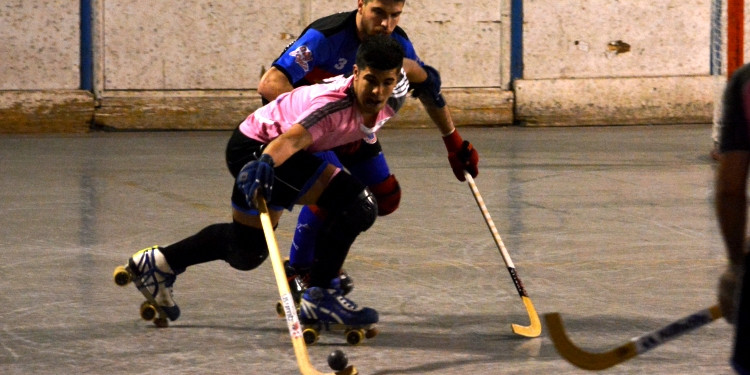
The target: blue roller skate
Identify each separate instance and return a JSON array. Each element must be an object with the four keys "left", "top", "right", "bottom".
[
  {"left": 275, "top": 259, "right": 354, "bottom": 317},
  {"left": 113, "top": 246, "right": 180, "bottom": 327},
  {"left": 299, "top": 282, "right": 379, "bottom": 345}
]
